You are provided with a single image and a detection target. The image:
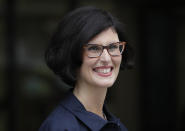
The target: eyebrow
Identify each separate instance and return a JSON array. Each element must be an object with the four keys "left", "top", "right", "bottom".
[{"left": 87, "top": 41, "right": 120, "bottom": 45}]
